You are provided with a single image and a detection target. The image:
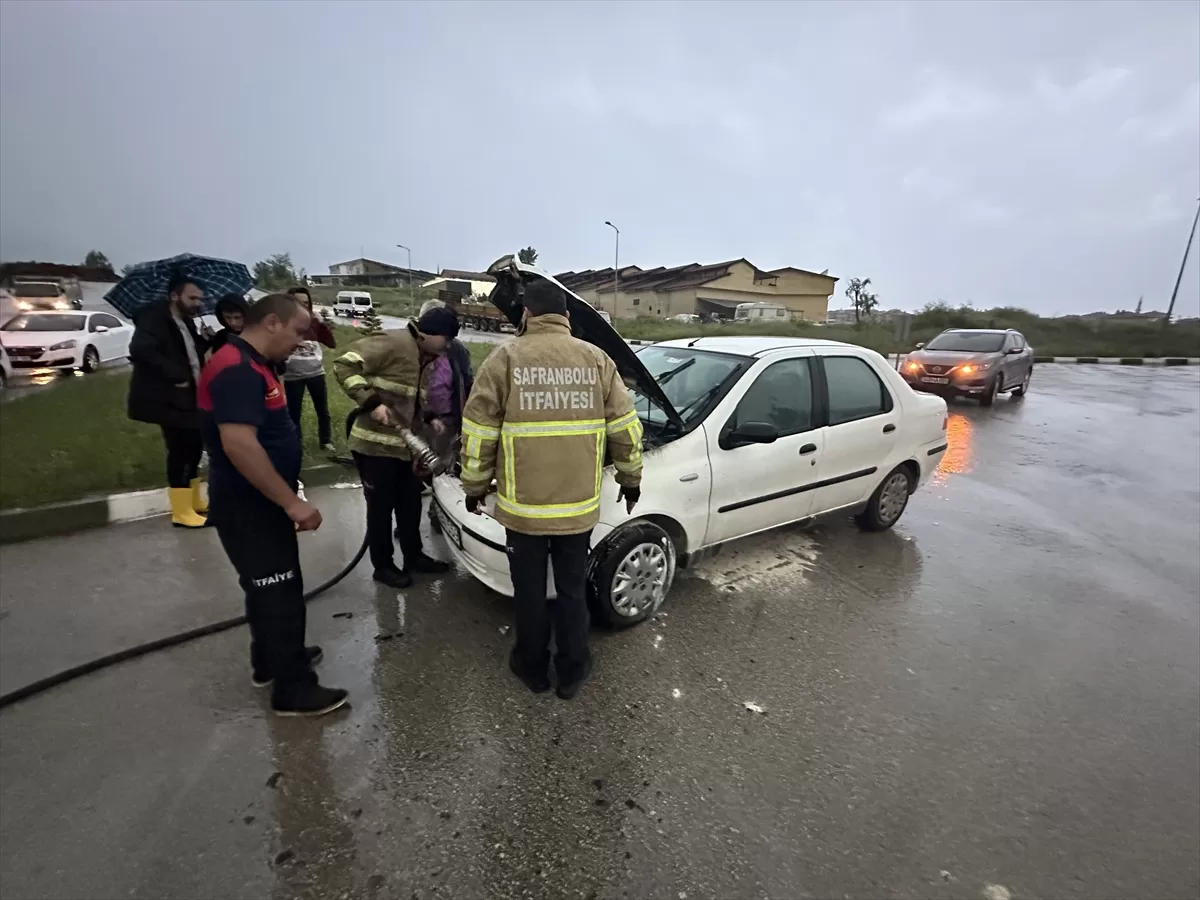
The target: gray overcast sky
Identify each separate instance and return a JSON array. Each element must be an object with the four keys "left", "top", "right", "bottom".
[{"left": 1, "top": 0, "right": 1197, "bottom": 315}]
